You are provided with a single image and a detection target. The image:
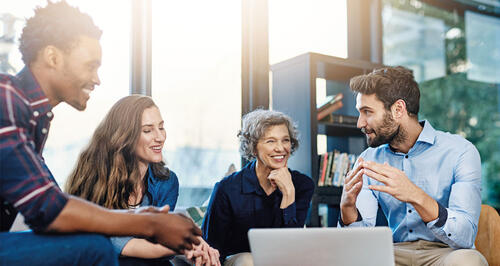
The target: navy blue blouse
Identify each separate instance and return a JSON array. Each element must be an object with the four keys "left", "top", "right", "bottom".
[{"left": 202, "top": 161, "right": 314, "bottom": 261}]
